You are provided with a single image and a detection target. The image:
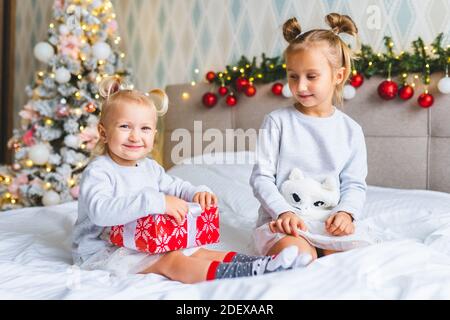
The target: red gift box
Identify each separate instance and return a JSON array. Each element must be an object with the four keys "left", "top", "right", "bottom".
[{"left": 110, "top": 203, "right": 220, "bottom": 254}]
